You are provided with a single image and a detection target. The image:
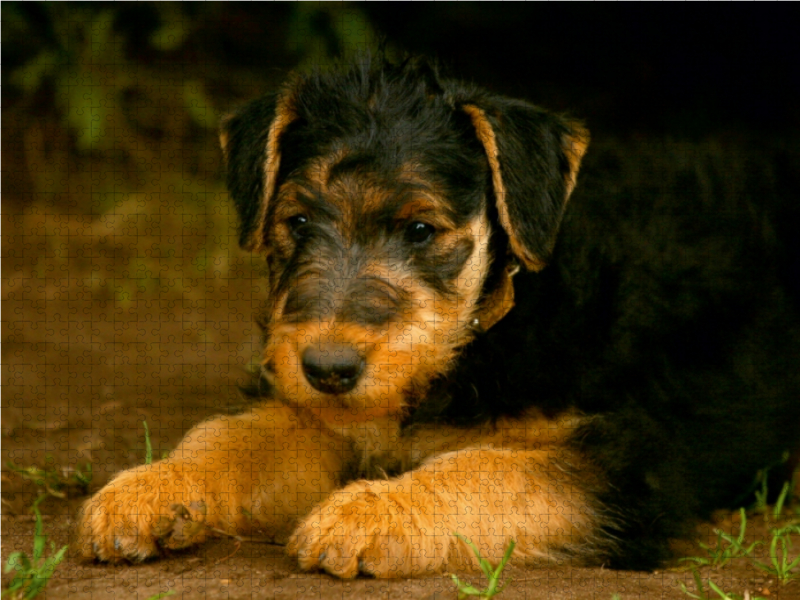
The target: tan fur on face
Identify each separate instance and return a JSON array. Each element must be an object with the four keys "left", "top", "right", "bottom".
[
  {"left": 275, "top": 158, "right": 457, "bottom": 236},
  {"left": 262, "top": 151, "right": 492, "bottom": 425},
  {"left": 453, "top": 214, "right": 492, "bottom": 314},
  {"left": 270, "top": 151, "right": 348, "bottom": 254},
  {"left": 262, "top": 209, "right": 492, "bottom": 438}
]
